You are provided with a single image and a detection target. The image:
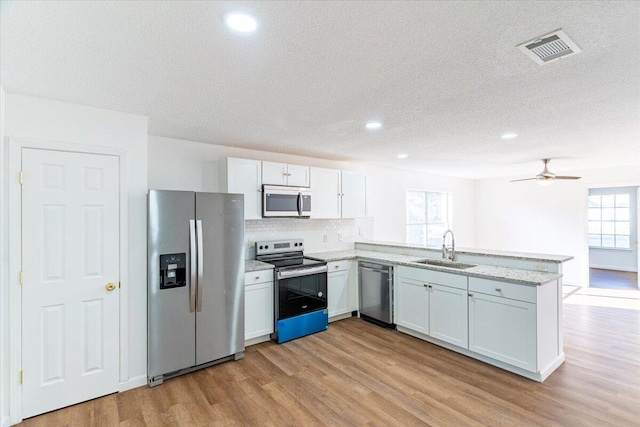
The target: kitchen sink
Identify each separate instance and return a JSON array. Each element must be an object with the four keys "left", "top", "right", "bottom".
[{"left": 414, "top": 259, "right": 477, "bottom": 270}]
